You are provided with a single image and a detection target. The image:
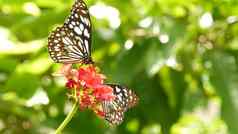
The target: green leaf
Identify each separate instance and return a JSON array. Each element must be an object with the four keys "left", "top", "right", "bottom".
[
  {"left": 205, "top": 51, "right": 238, "bottom": 134},
  {"left": 15, "top": 54, "right": 52, "bottom": 75},
  {"left": 5, "top": 73, "right": 40, "bottom": 98},
  {"left": 0, "top": 57, "right": 18, "bottom": 72}
]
